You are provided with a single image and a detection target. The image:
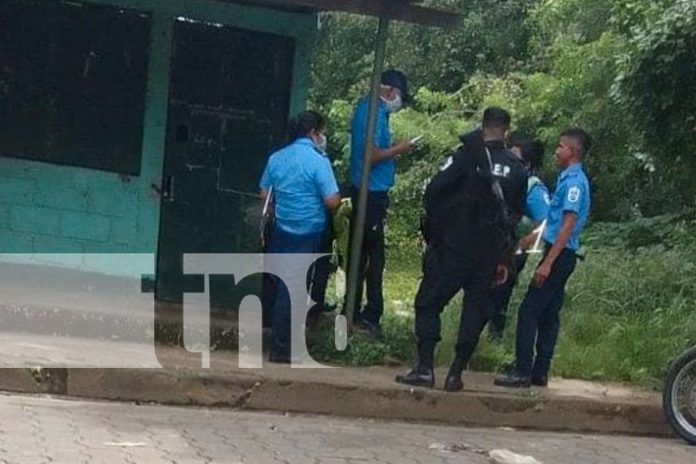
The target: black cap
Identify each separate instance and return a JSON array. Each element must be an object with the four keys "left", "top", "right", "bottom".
[{"left": 381, "top": 69, "right": 411, "bottom": 104}]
